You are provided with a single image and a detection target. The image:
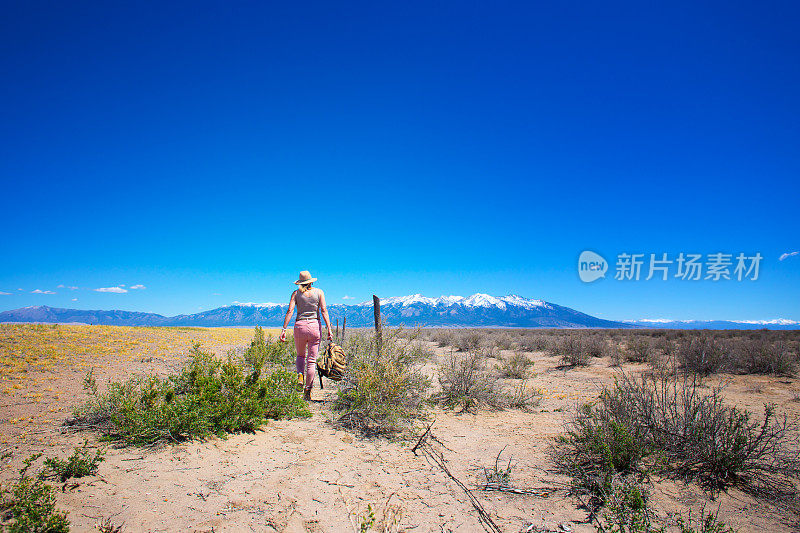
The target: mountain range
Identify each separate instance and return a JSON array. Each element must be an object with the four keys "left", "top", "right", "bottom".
[
  {"left": 0, "top": 294, "right": 627, "bottom": 328},
  {"left": 1, "top": 294, "right": 797, "bottom": 329}
]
